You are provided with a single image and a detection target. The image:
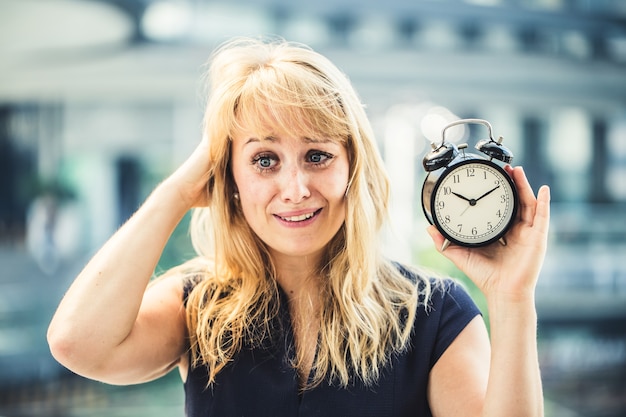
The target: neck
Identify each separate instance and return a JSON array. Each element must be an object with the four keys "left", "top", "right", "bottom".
[
  {"left": 272, "top": 256, "right": 323, "bottom": 387},
  {"left": 271, "top": 252, "right": 323, "bottom": 297}
]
